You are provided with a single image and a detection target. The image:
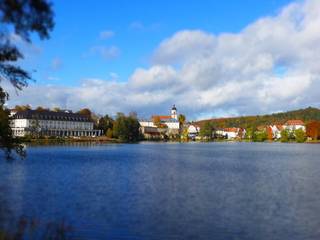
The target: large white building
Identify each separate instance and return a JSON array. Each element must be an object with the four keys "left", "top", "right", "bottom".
[
  {"left": 139, "top": 105, "right": 180, "bottom": 130},
  {"left": 10, "top": 110, "right": 102, "bottom": 137}
]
